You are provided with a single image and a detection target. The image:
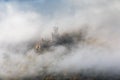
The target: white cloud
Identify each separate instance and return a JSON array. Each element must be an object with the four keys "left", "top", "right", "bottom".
[{"left": 0, "top": 0, "right": 120, "bottom": 79}]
